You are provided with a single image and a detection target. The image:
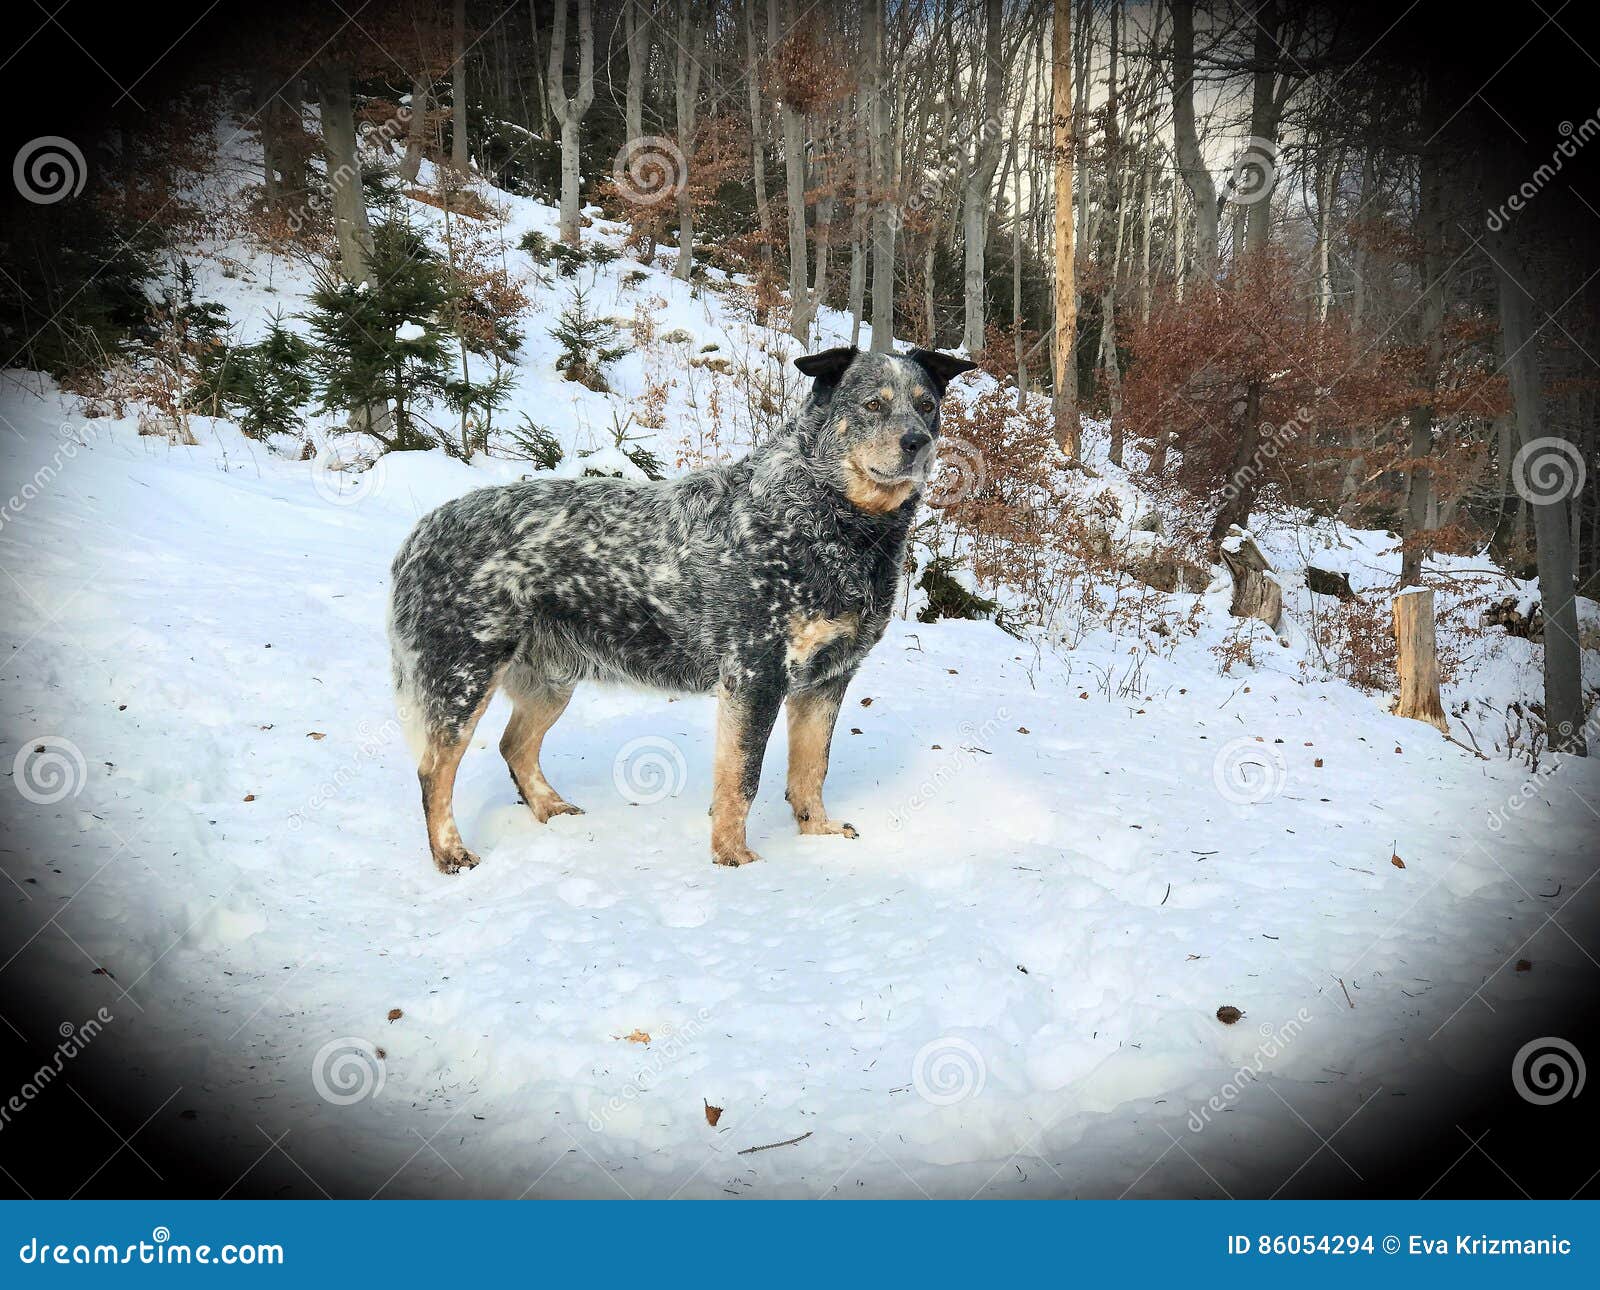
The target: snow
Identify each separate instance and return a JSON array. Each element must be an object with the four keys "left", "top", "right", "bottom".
[
  {"left": 1, "top": 131, "right": 1597, "bottom": 1198},
  {"left": 394, "top": 321, "right": 427, "bottom": 342}
]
